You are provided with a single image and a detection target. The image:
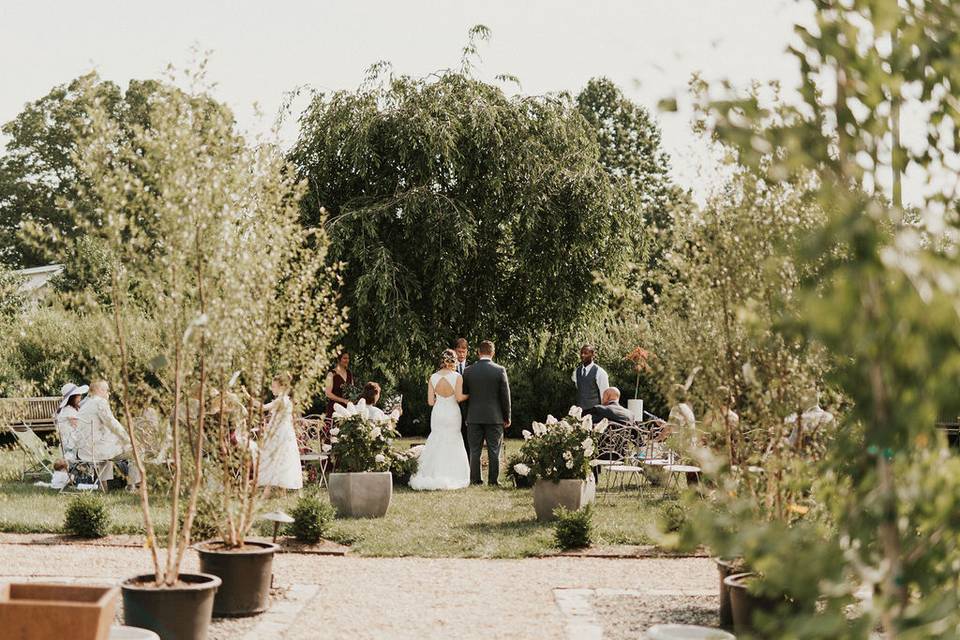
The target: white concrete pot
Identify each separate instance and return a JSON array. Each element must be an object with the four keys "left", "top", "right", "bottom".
[
  {"left": 532, "top": 476, "right": 596, "bottom": 522},
  {"left": 328, "top": 471, "right": 393, "bottom": 518},
  {"left": 627, "top": 399, "right": 644, "bottom": 420}
]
